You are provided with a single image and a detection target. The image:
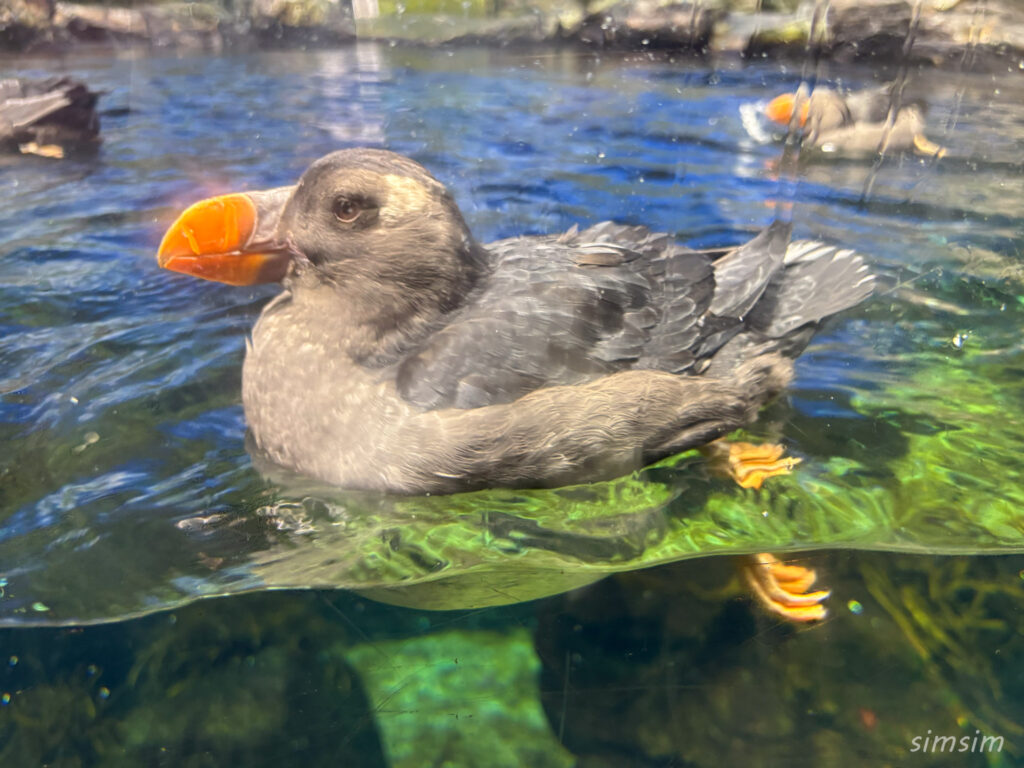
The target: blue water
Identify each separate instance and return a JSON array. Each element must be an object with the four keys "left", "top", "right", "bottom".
[{"left": 2, "top": 44, "right": 1024, "bottom": 767}]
